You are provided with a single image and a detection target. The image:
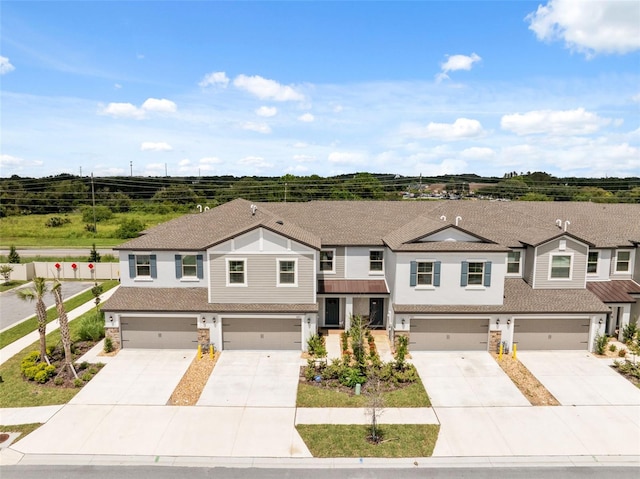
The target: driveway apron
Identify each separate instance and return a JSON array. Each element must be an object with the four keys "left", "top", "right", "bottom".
[
  {"left": 518, "top": 351, "right": 640, "bottom": 406},
  {"left": 197, "top": 351, "right": 302, "bottom": 407},
  {"left": 69, "top": 349, "right": 194, "bottom": 405},
  {"left": 411, "top": 351, "right": 530, "bottom": 407}
]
